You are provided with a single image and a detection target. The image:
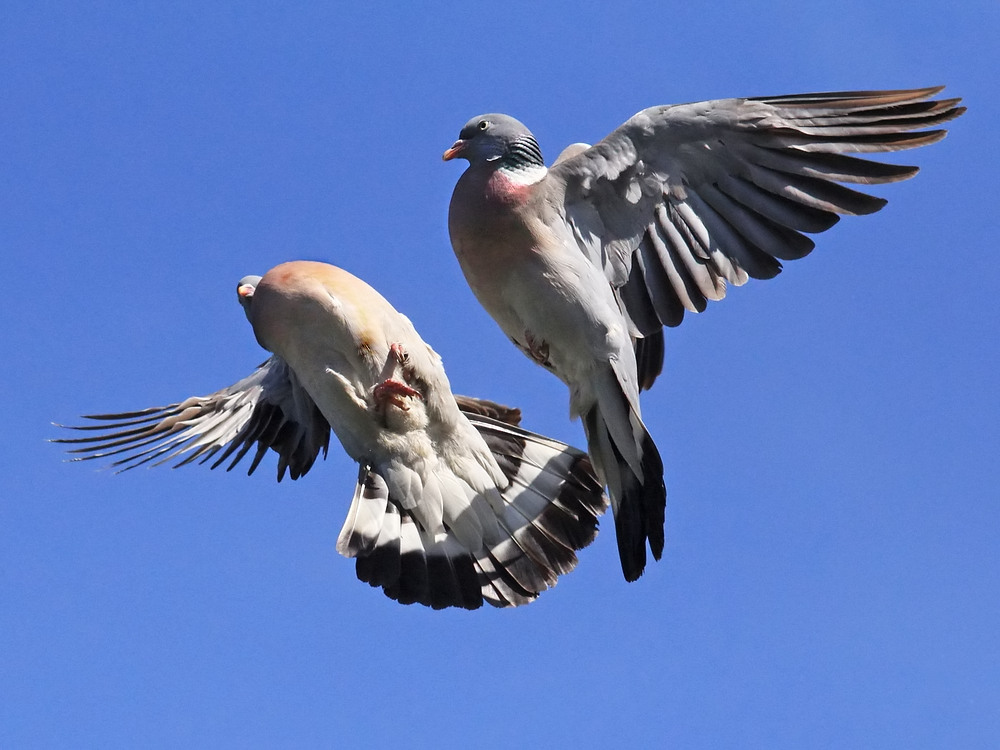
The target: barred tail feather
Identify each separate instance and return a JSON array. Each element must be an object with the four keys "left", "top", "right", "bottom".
[{"left": 336, "top": 416, "right": 608, "bottom": 610}]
